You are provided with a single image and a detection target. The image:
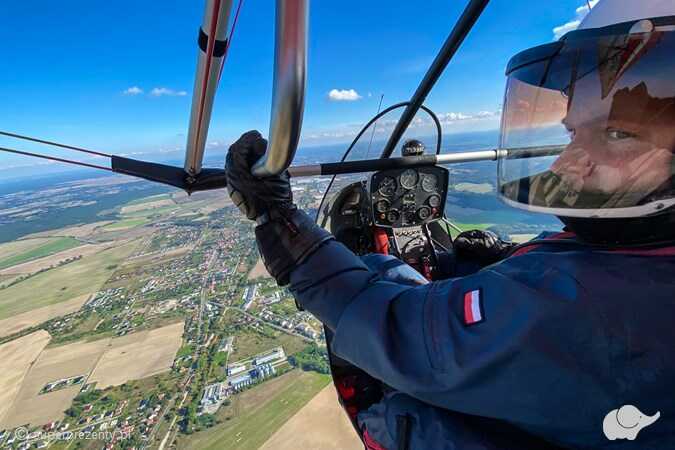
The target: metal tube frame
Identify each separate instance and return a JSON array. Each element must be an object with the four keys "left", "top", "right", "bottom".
[{"left": 251, "top": 0, "right": 308, "bottom": 177}]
